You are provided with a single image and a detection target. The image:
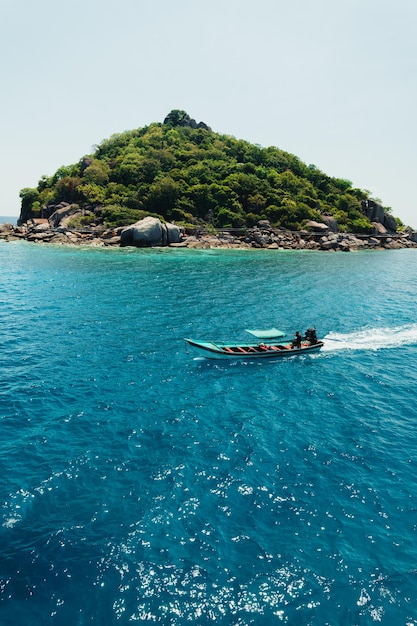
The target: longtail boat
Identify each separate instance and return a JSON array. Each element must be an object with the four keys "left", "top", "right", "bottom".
[{"left": 184, "top": 328, "right": 323, "bottom": 360}]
